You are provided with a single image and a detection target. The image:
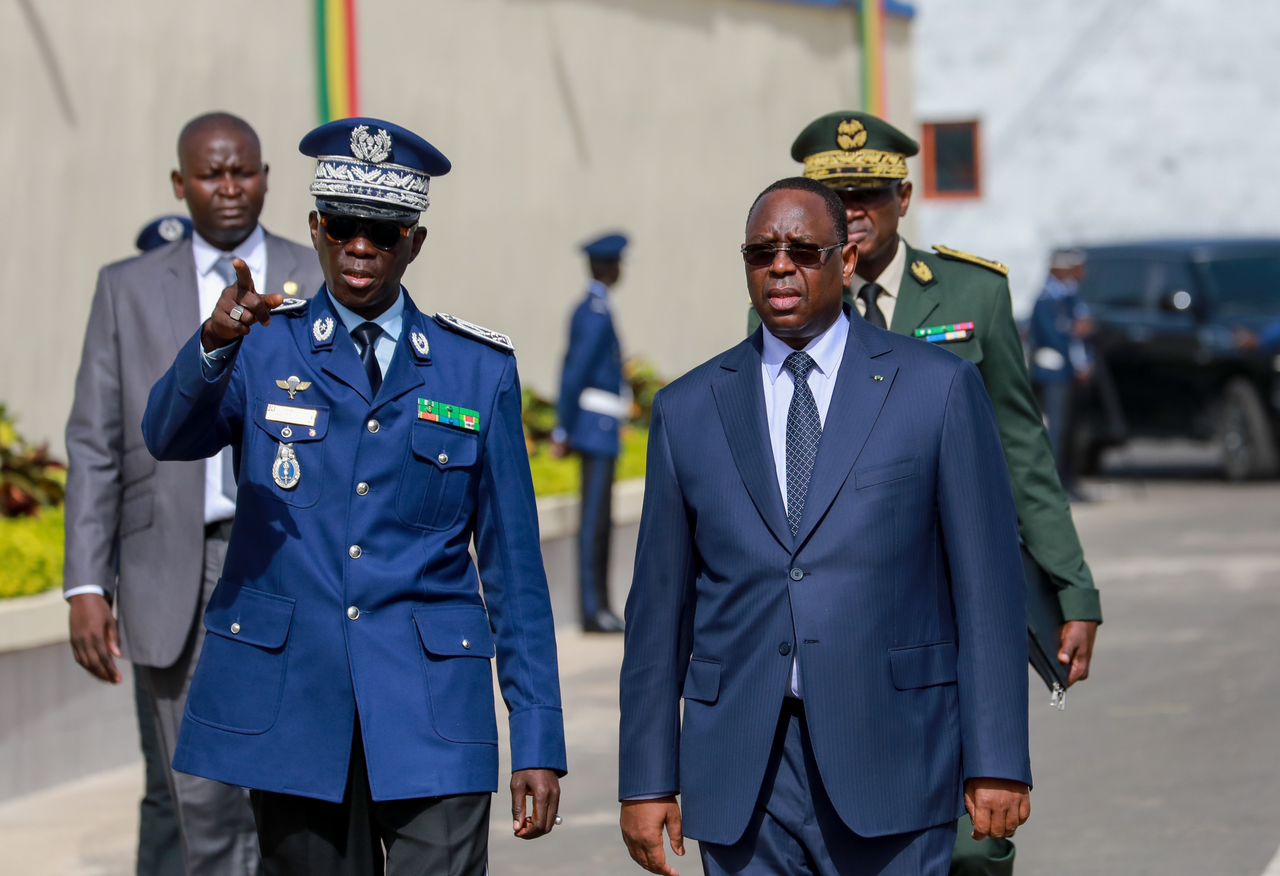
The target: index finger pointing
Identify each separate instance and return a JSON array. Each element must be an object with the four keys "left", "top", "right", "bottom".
[{"left": 233, "top": 259, "right": 254, "bottom": 300}]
